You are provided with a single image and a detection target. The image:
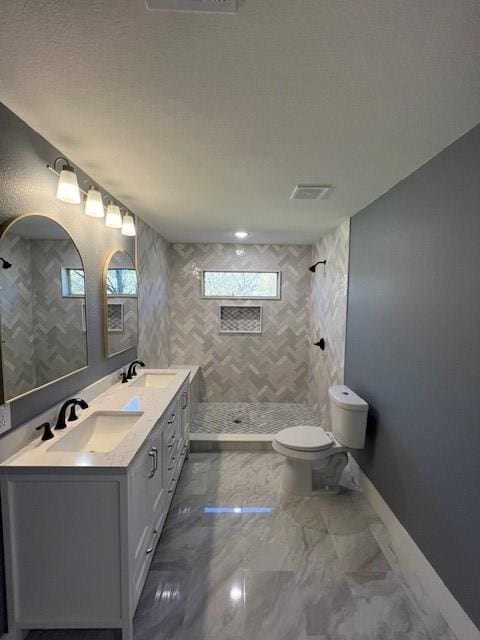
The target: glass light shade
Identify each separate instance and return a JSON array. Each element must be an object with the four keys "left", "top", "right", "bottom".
[
  {"left": 85, "top": 187, "right": 104, "bottom": 217},
  {"left": 105, "top": 202, "right": 122, "bottom": 228},
  {"left": 56, "top": 167, "right": 80, "bottom": 204},
  {"left": 121, "top": 213, "right": 136, "bottom": 237}
]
